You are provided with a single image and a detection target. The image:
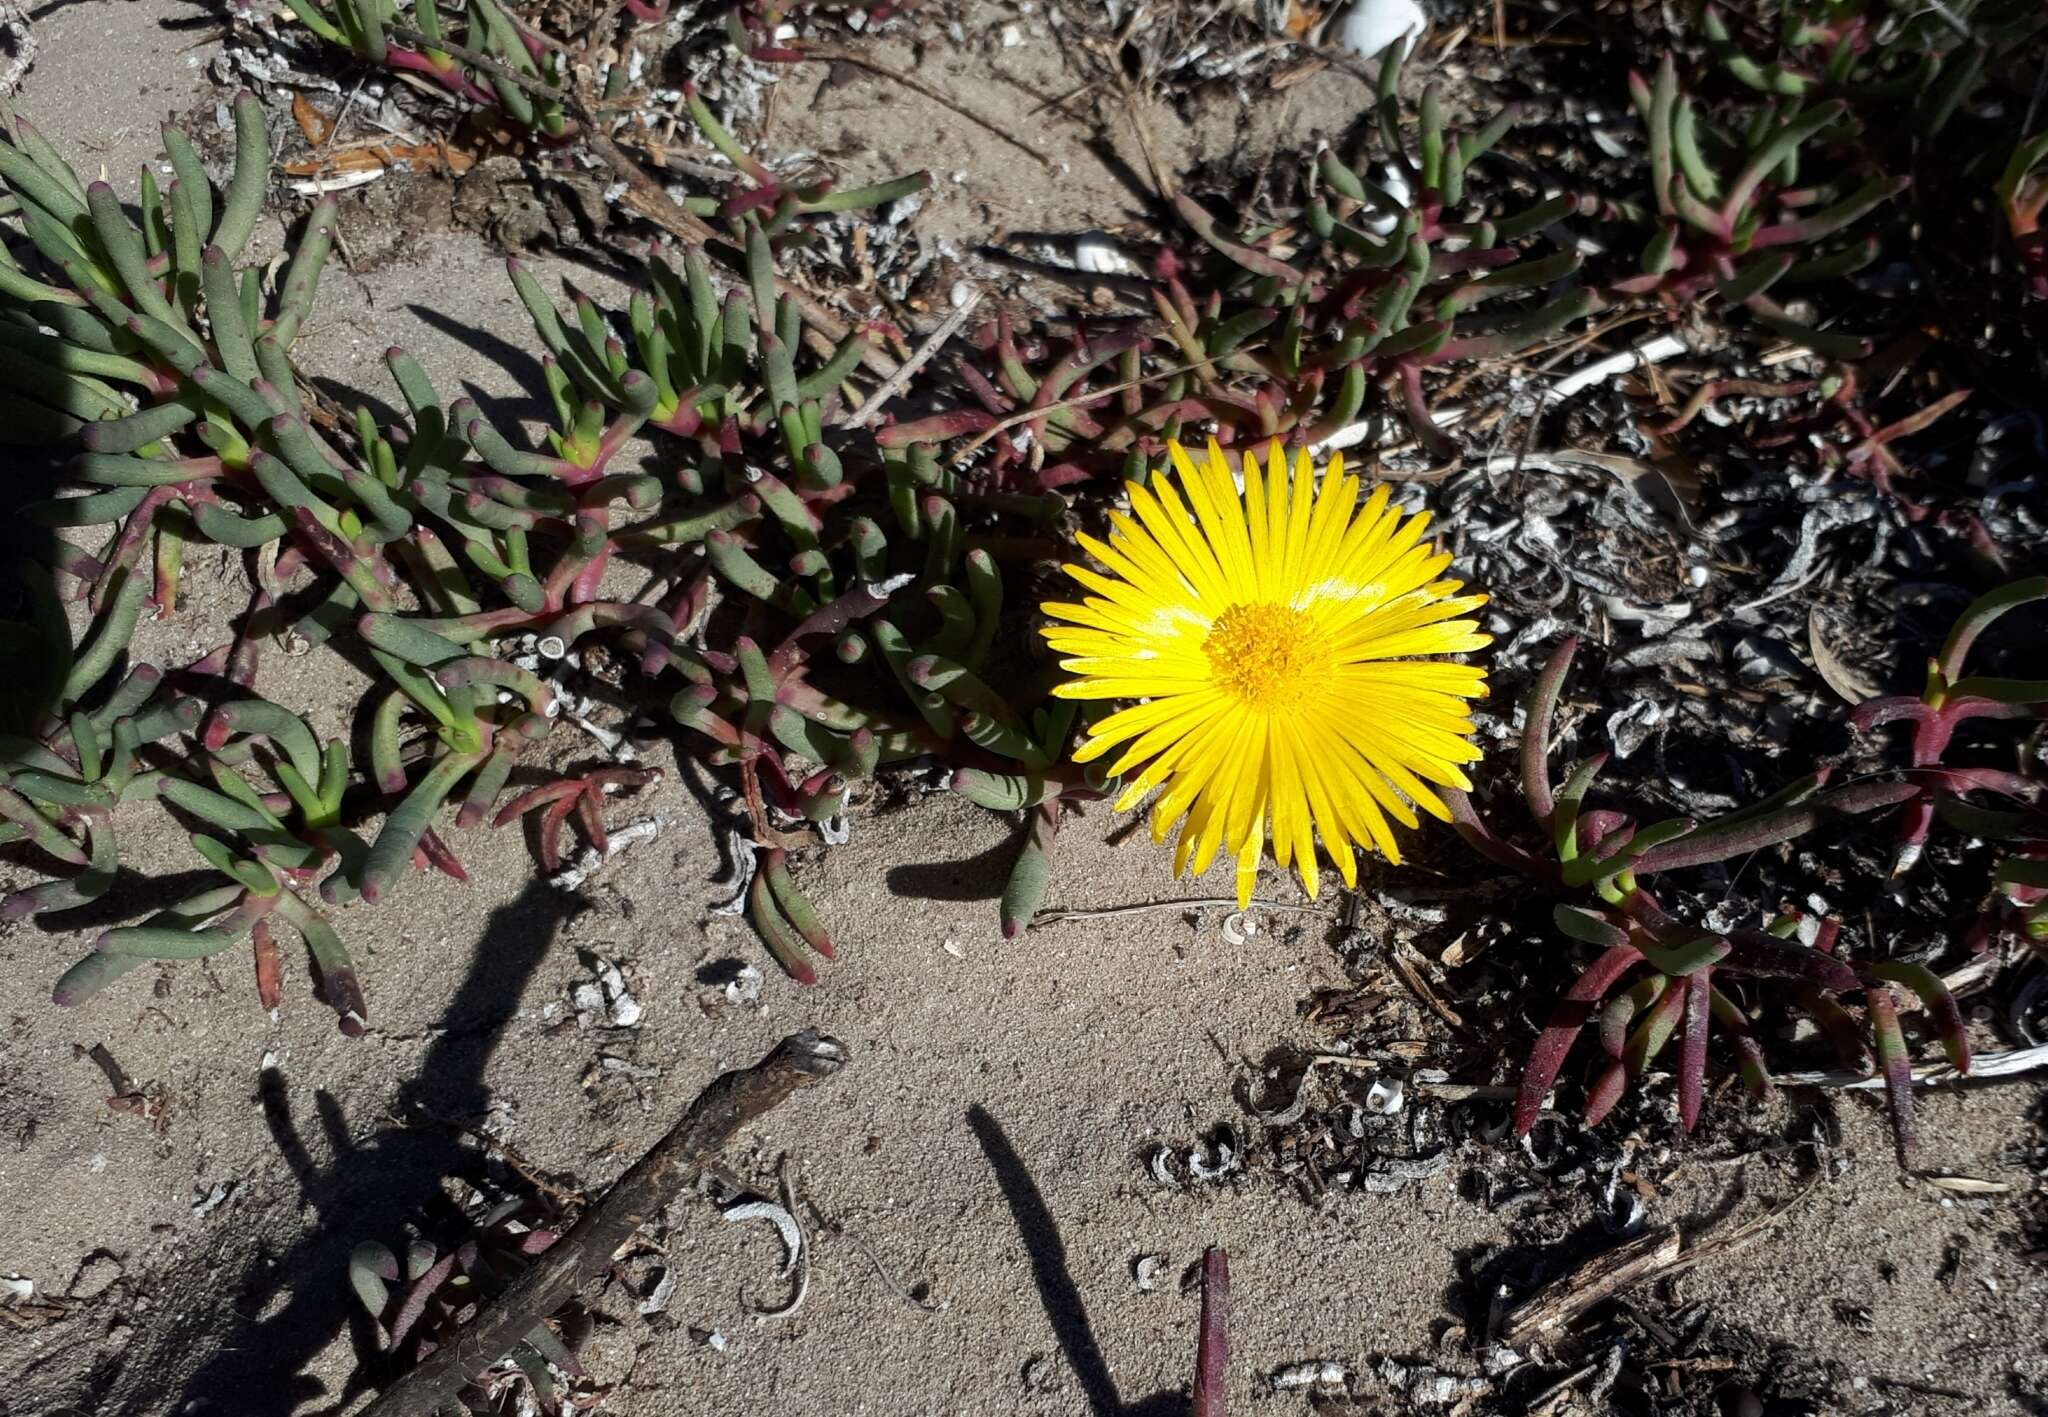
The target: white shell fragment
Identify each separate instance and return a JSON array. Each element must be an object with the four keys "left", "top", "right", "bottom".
[
  {"left": 1606, "top": 699, "right": 1668, "bottom": 760},
  {"left": 724, "top": 1199, "right": 803, "bottom": 1276},
  {"left": 1333, "top": 0, "right": 1424, "bottom": 62},
  {"left": 1132, "top": 1253, "right": 1168, "bottom": 1292},
  {"left": 1186, "top": 1131, "right": 1240, "bottom": 1181},
  {"left": 1364, "top": 1078, "right": 1405, "bottom": 1115},
  {"left": 572, "top": 957, "right": 643, "bottom": 1028},
  {"left": 723, "top": 964, "right": 765, "bottom": 1006},
  {"left": 552, "top": 815, "right": 669, "bottom": 892},
  {"left": 1149, "top": 1127, "right": 1244, "bottom": 1186},
  {"left": 1074, "top": 231, "right": 1139, "bottom": 276},
  {"left": 866, "top": 571, "right": 918, "bottom": 597},
  {"left": 638, "top": 1265, "right": 677, "bottom": 1316},
  {"left": 1549, "top": 333, "right": 1687, "bottom": 400},
  {"left": 1361, "top": 165, "right": 1412, "bottom": 238},
  {"left": 724, "top": 1194, "right": 809, "bottom": 1318},
  {"left": 1272, "top": 1361, "right": 1350, "bottom": 1391}
]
